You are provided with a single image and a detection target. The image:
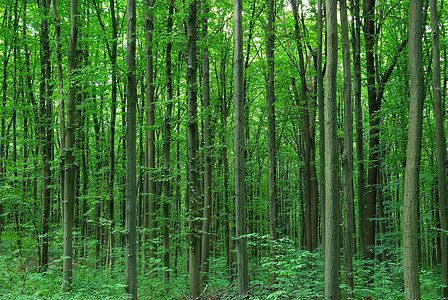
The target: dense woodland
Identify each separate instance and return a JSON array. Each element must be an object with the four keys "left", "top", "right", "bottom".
[{"left": 0, "top": 0, "right": 447, "bottom": 298}]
